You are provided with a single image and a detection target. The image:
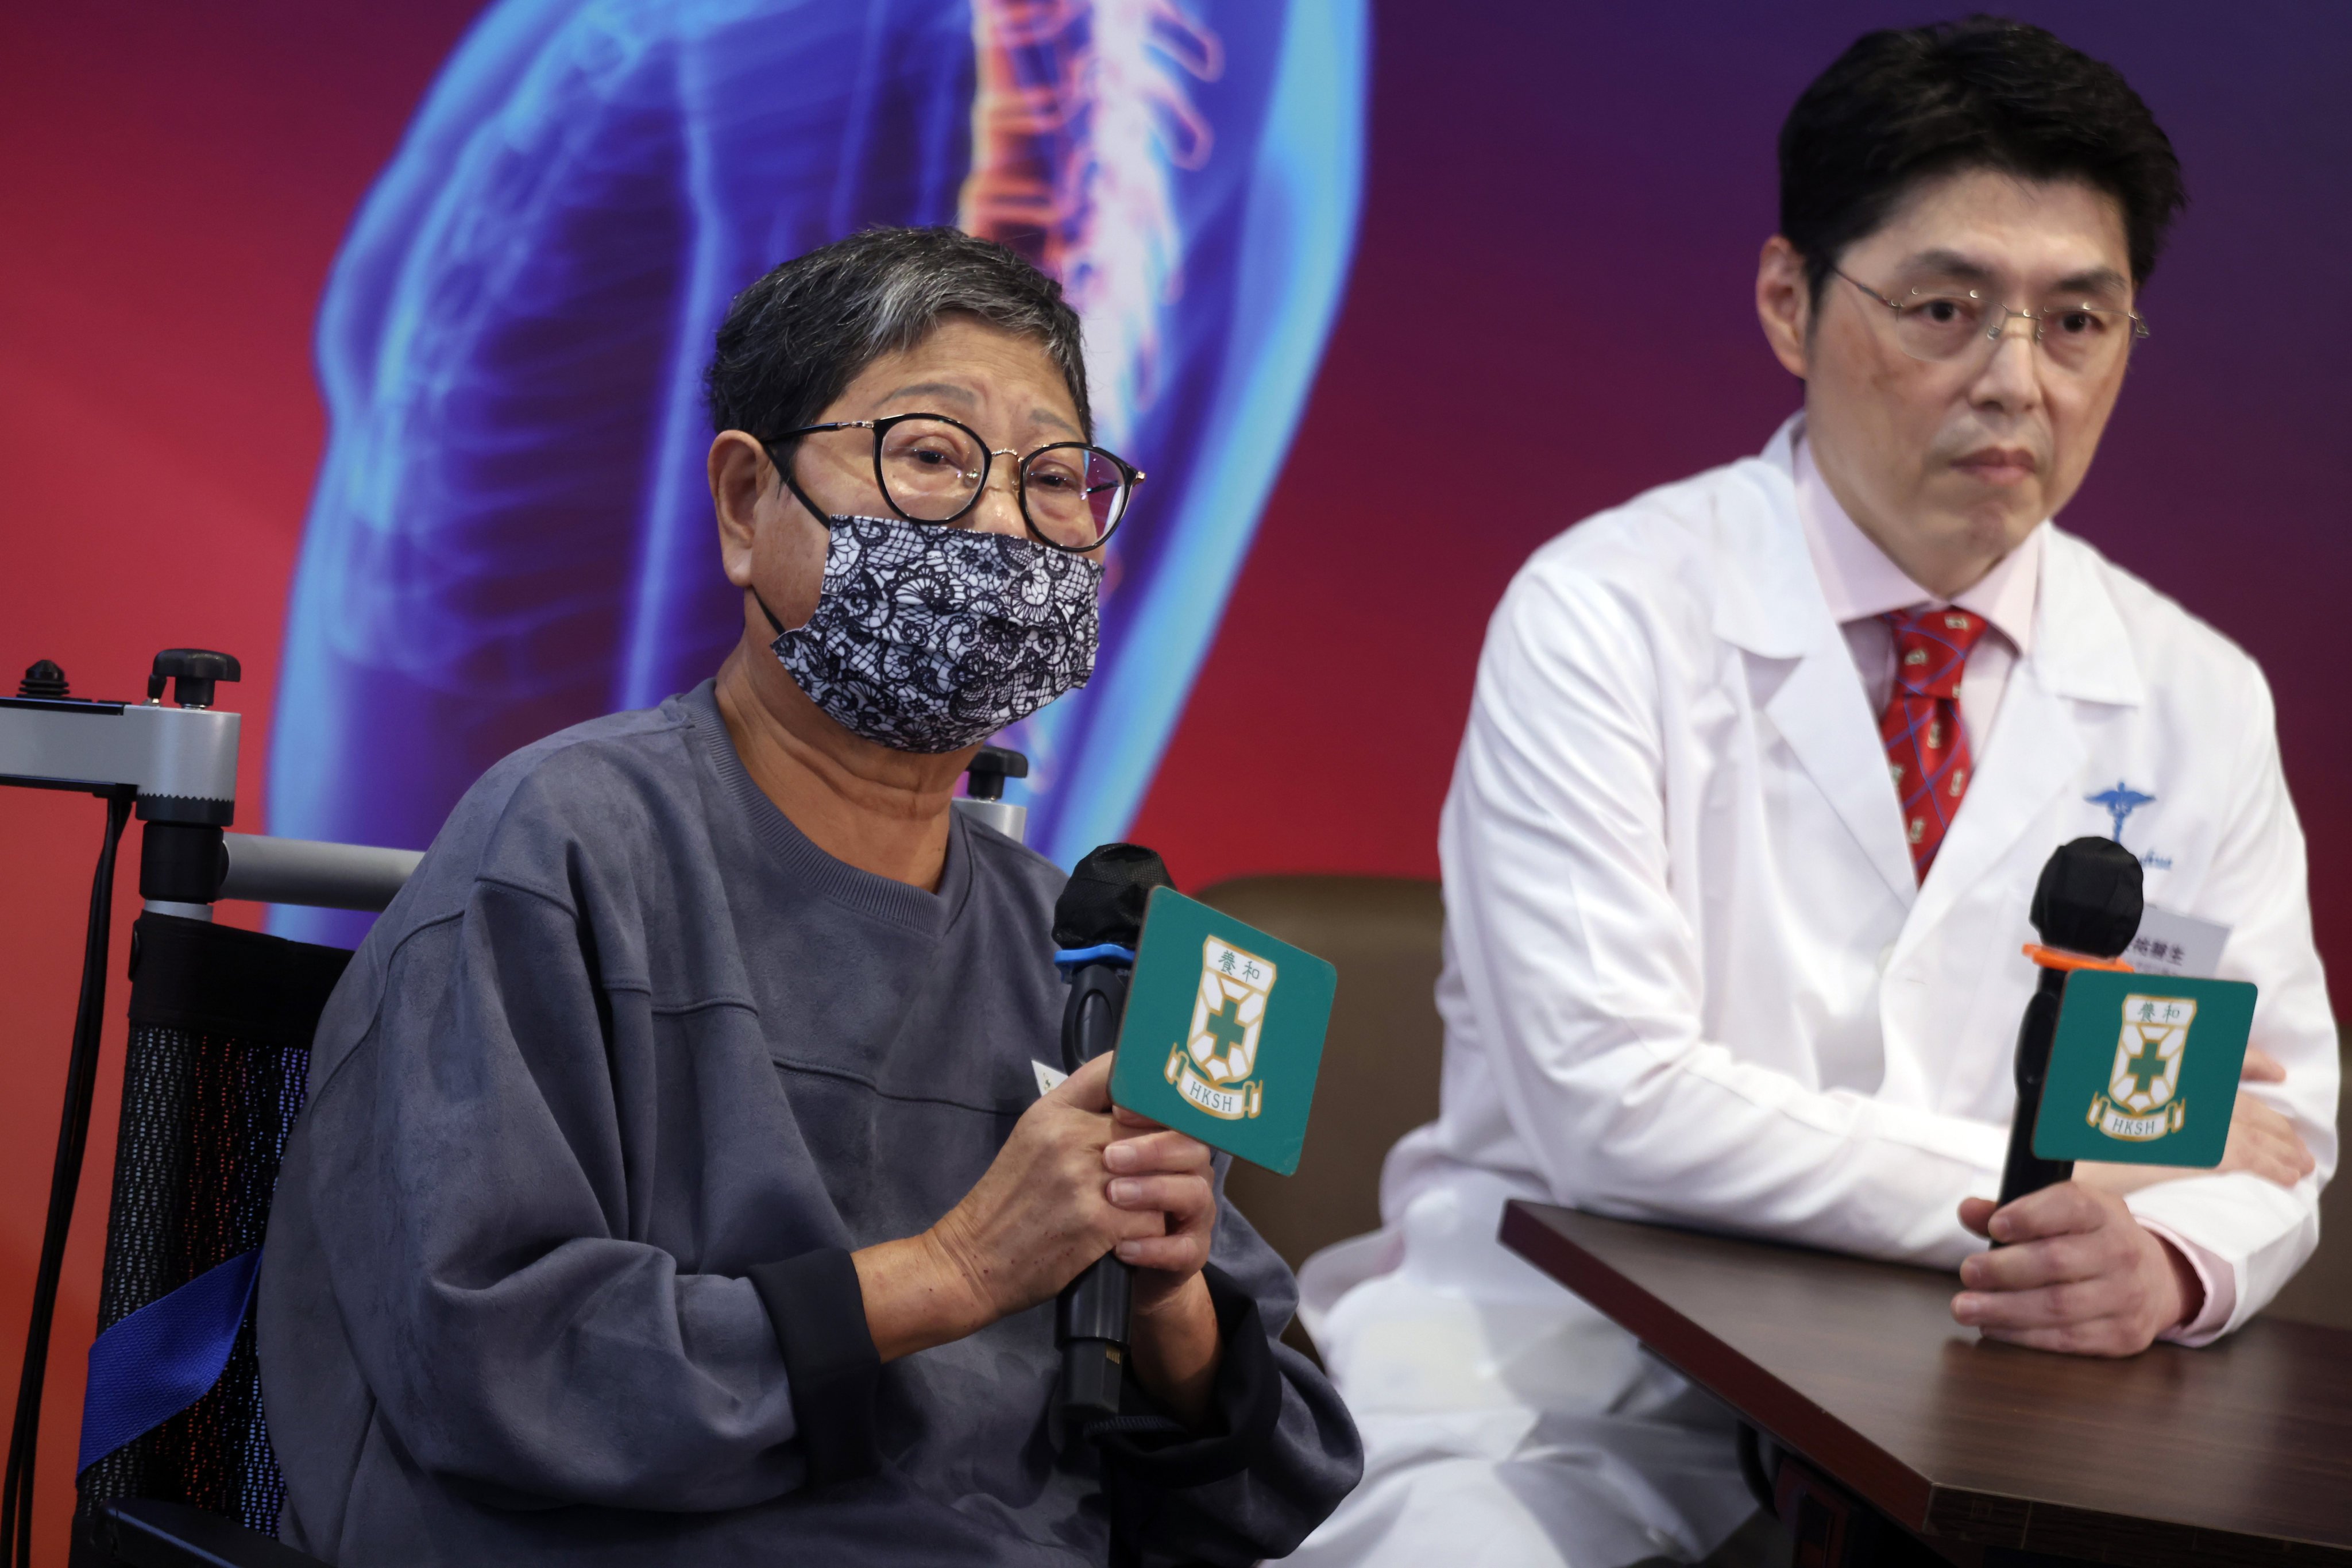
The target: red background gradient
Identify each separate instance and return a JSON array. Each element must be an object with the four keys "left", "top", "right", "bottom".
[{"left": 3, "top": 3, "right": 2345, "bottom": 1555}]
